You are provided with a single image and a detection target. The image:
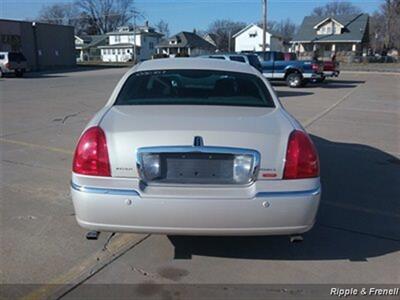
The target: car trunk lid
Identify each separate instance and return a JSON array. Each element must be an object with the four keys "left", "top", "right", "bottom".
[{"left": 100, "top": 105, "right": 294, "bottom": 180}]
